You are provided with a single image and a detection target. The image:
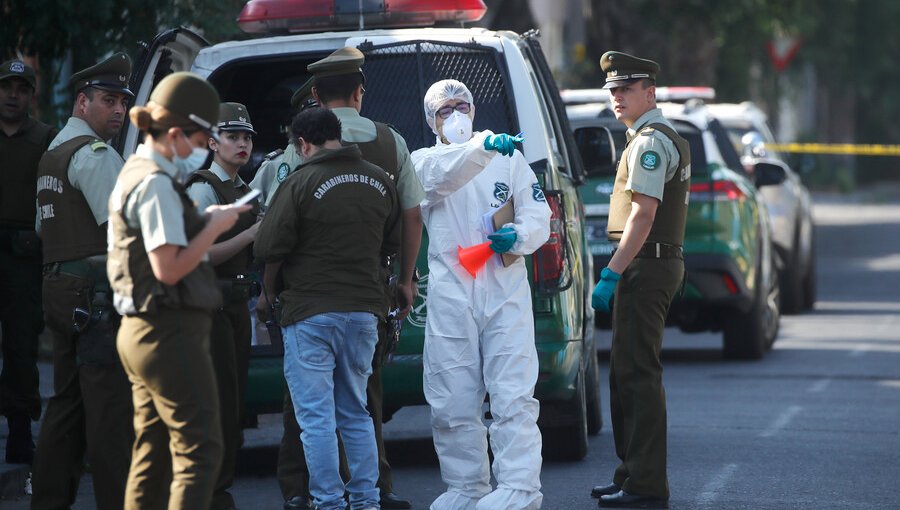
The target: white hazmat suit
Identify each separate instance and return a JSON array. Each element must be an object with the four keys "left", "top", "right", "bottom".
[{"left": 412, "top": 80, "right": 551, "bottom": 510}]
